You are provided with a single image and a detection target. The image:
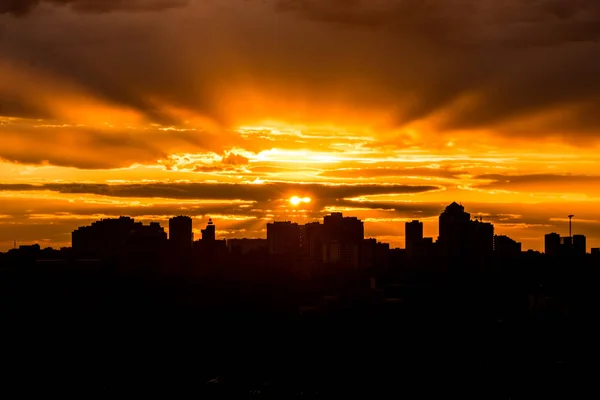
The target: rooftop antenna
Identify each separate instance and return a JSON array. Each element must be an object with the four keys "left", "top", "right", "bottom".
[{"left": 568, "top": 215, "right": 575, "bottom": 238}]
